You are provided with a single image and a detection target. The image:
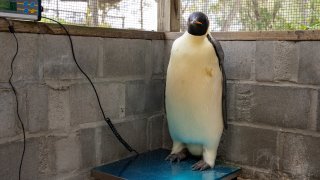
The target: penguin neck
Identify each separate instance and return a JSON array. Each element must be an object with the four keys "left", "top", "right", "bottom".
[{"left": 184, "top": 31, "right": 207, "bottom": 43}]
